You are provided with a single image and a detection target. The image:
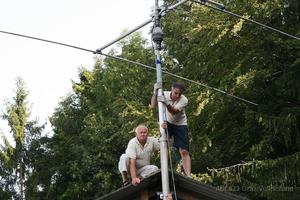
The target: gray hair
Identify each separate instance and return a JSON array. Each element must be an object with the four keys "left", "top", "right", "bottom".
[{"left": 135, "top": 124, "right": 148, "bottom": 134}]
